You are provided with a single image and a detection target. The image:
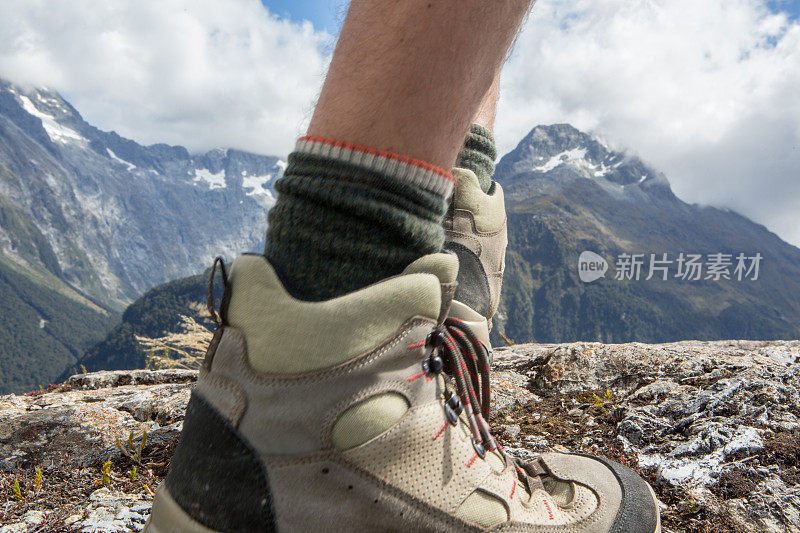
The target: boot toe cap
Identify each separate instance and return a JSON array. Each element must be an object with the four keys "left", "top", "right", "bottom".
[
  {"left": 538, "top": 452, "right": 660, "bottom": 533},
  {"left": 598, "top": 457, "right": 660, "bottom": 533}
]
